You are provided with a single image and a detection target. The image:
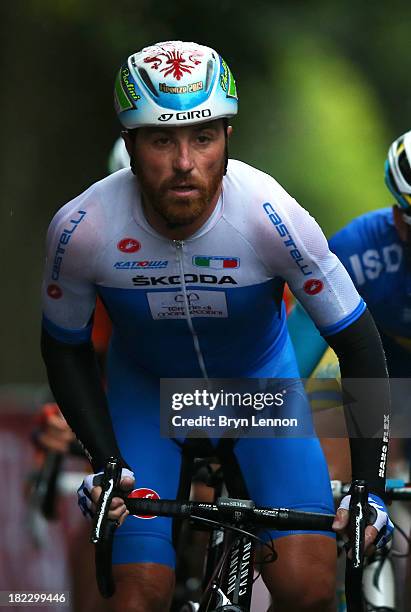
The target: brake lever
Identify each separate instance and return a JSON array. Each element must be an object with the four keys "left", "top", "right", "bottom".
[{"left": 91, "top": 457, "right": 122, "bottom": 544}]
